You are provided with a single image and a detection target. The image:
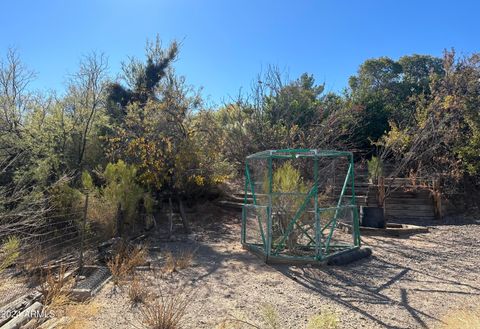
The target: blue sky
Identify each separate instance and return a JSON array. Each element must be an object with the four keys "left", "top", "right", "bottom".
[{"left": 1, "top": 0, "right": 479, "bottom": 105}]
